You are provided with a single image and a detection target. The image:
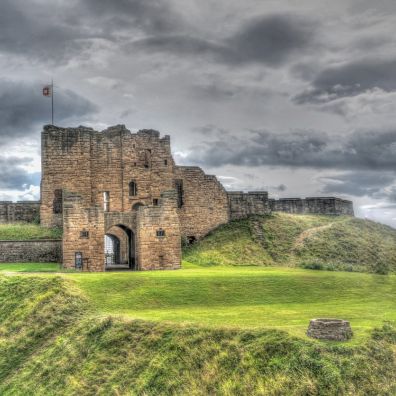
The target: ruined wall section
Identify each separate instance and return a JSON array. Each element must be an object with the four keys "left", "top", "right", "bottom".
[
  {"left": 0, "top": 201, "right": 40, "bottom": 223},
  {"left": 90, "top": 127, "right": 176, "bottom": 213},
  {"left": 137, "top": 190, "right": 181, "bottom": 270},
  {"left": 175, "top": 166, "right": 229, "bottom": 239},
  {"left": 42, "top": 125, "right": 176, "bottom": 227},
  {"left": 41, "top": 126, "right": 93, "bottom": 227},
  {"left": 228, "top": 192, "right": 270, "bottom": 220},
  {"left": 62, "top": 192, "right": 105, "bottom": 272},
  {"left": 0, "top": 240, "right": 62, "bottom": 263},
  {"left": 269, "top": 197, "right": 354, "bottom": 216}
]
